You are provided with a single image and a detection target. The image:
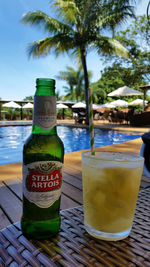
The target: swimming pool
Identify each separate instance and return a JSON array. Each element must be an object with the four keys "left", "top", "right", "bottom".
[{"left": 0, "top": 125, "right": 141, "bottom": 165}]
